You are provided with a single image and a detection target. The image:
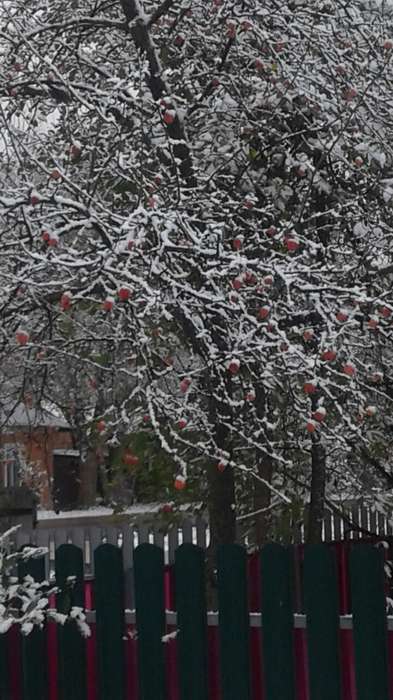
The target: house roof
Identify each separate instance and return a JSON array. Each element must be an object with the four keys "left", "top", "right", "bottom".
[{"left": 0, "top": 401, "right": 70, "bottom": 430}]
